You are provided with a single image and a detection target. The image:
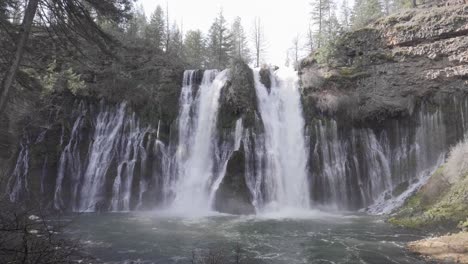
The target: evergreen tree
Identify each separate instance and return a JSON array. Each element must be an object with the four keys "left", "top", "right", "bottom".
[
  {"left": 351, "top": 0, "right": 383, "bottom": 29},
  {"left": 206, "top": 10, "right": 233, "bottom": 69},
  {"left": 231, "top": 17, "right": 251, "bottom": 63},
  {"left": 316, "top": 11, "right": 342, "bottom": 64},
  {"left": 341, "top": 0, "right": 351, "bottom": 30},
  {"left": 145, "top": 5, "right": 165, "bottom": 50},
  {"left": 310, "top": 0, "right": 332, "bottom": 48},
  {"left": 184, "top": 30, "right": 206, "bottom": 69},
  {"left": 169, "top": 23, "right": 184, "bottom": 59},
  {"left": 125, "top": 4, "right": 147, "bottom": 42}
]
